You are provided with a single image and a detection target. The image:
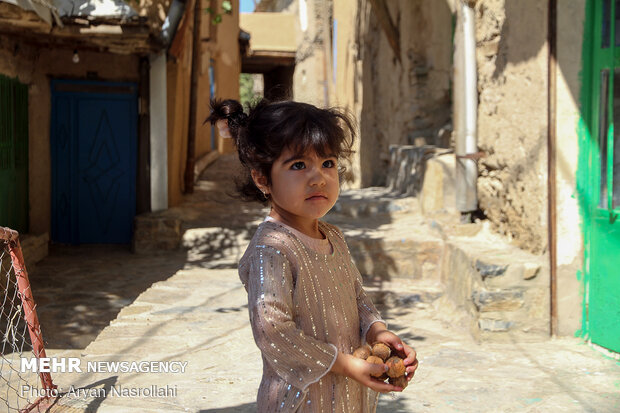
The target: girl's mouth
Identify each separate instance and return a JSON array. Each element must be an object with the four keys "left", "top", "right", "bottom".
[{"left": 306, "top": 194, "right": 328, "bottom": 201}]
